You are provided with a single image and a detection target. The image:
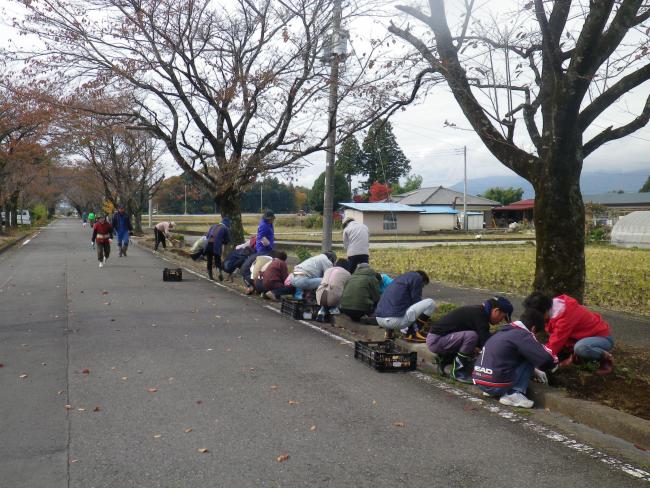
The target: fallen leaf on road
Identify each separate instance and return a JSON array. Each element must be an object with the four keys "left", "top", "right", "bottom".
[
  {"left": 111, "top": 367, "right": 116, "bottom": 370},
  {"left": 147, "top": 388, "right": 158, "bottom": 393},
  {"left": 77, "top": 408, "right": 86, "bottom": 412},
  {"left": 635, "top": 444, "right": 648, "bottom": 451},
  {"left": 19, "top": 374, "right": 28, "bottom": 379},
  {"left": 82, "top": 368, "right": 90, "bottom": 375},
  {"left": 463, "top": 404, "right": 477, "bottom": 412},
  {"left": 270, "top": 385, "right": 279, "bottom": 390},
  {"left": 372, "top": 400, "right": 377, "bottom": 406},
  {"left": 309, "top": 425, "right": 317, "bottom": 431},
  {"left": 93, "top": 406, "right": 101, "bottom": 412},
  {"left": 198, "top": 448, "right": 209, "bottom": 453},
  {"left": 0, "top": 363, "right": 4, "bottom": 367},
  {"left": 70, "top": 459, "right": 79, "bottom": 464},
  {"left": 101, "top": 290, "right": 109, "bottom": 295},
  {"left": 121, "top": 376, "right": 128, "bottom": 381},
  {"left": 153, "top": 434, "right": 162, "bottom": 439},
  {"left": 57, "top": 390, "right": 65, "bottom": 395},
  {"left": 184, "top": 428, "right": 193, "bottom": 433},
  {"left": 196, "top": 400, "right": 203, "bottom": 404},
  {"left": 276, "top": 454, "right": 289, "bottom": 462},
  {"left": 393, "top": 421, "right": 405, "bottom": 428},
  {"left": 287, "top": 400, "right": 299, "bottom": 405},
  {"left": 64, "top": 405, "right": 72, "bottom": 410},
  {"left": 103, "top": 302, "right": 110, "bottom": 305}
]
